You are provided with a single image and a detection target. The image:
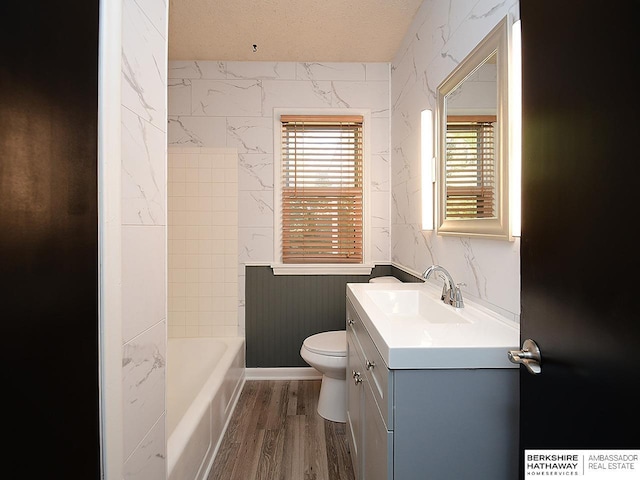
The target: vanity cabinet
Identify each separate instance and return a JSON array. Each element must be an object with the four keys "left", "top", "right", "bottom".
[
  {"left": 347, "top": 305, "right": 392, "bottom": 480},
  {"left": 346, "top": 297, "right": 518, "bottom": 479}
]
